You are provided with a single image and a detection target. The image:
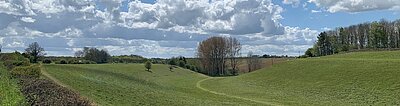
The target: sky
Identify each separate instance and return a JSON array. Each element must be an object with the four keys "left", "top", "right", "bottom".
[{"left": 0, "top": 0, "right": 399, "bottom": 58}]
